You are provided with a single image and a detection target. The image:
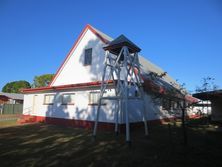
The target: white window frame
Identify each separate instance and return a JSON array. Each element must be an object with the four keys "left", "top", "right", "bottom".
[
  {"left": 88, "top": 92, "right": 100, "bottom": 105},
  {"left": 88, "top": 91, "right": 107, "bottom": 106},
  {"left": 44, "top": 94, "right": 55, "bottom": 105},
  {"left": 61, "top": 93, "right": 75, "bottom": 105}
]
